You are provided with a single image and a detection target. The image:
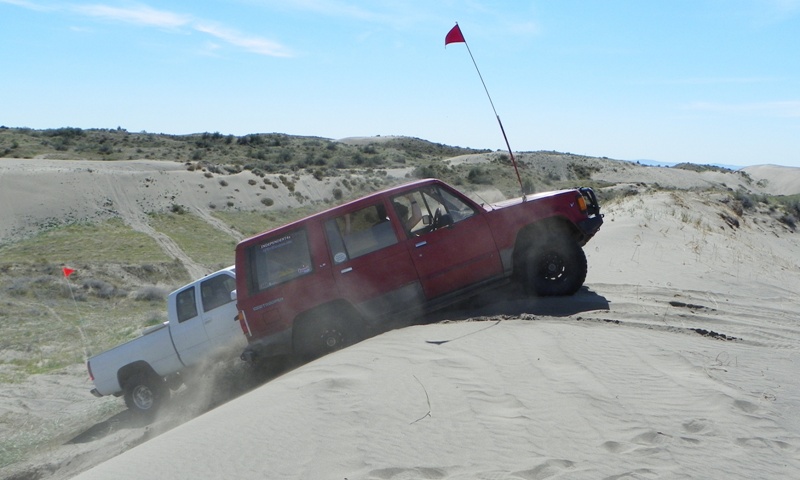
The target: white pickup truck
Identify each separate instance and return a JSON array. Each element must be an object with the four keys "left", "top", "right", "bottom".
[{"left": 87, "top": 266, "right": 246, "bottom": 414}]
